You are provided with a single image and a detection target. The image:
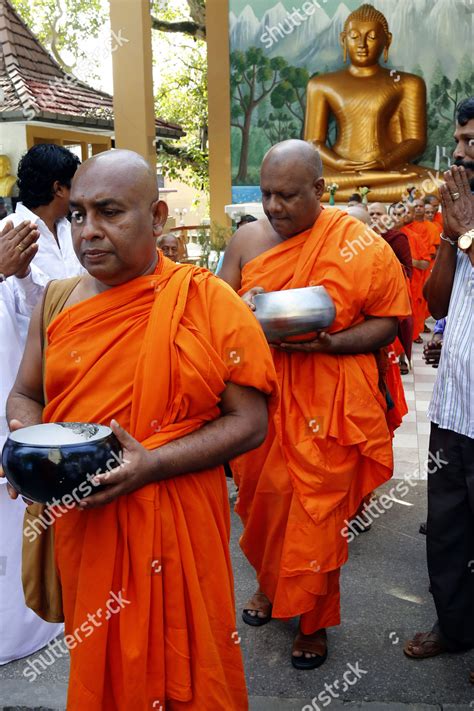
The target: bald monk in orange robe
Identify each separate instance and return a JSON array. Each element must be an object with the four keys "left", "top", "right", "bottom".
[
  {"left": 400, "top": 202, "right": 432, "bottom": 342},
  {"left": 6, "top": 150, "right": 279, "bottom": 710},
  {"left": 425, "top": 194, "right": 443, "bottom": 230},
  {"left": 219, "top": 140, "right": 411, "bottom": 668}
]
